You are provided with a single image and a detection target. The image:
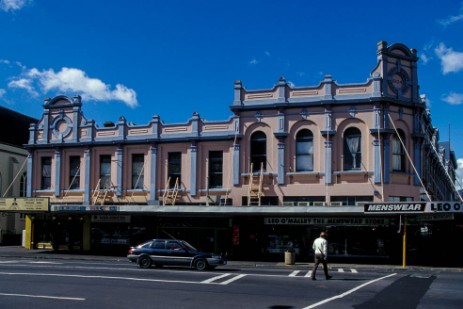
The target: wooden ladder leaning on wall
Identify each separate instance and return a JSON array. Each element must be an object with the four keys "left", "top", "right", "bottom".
[
  {"left": 92, "top": 179, "right": 115, "bottom": 206},
  {"left": 247, "top": 162, "right": 264, "bottom": 206},
  {"left": 162, "top": 177, "right": 179, "bottom": 206}
]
